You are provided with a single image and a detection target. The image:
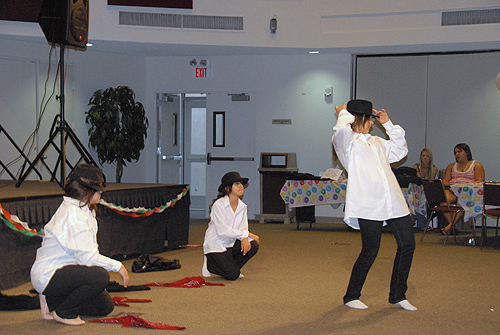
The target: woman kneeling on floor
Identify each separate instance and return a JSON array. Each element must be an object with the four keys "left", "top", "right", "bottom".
[
  {"left": 202, "top": 171, "right": 260, "bottom": 280},
  {"left": 31, "top": 164, "right": 129, "bottom": 326}
]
